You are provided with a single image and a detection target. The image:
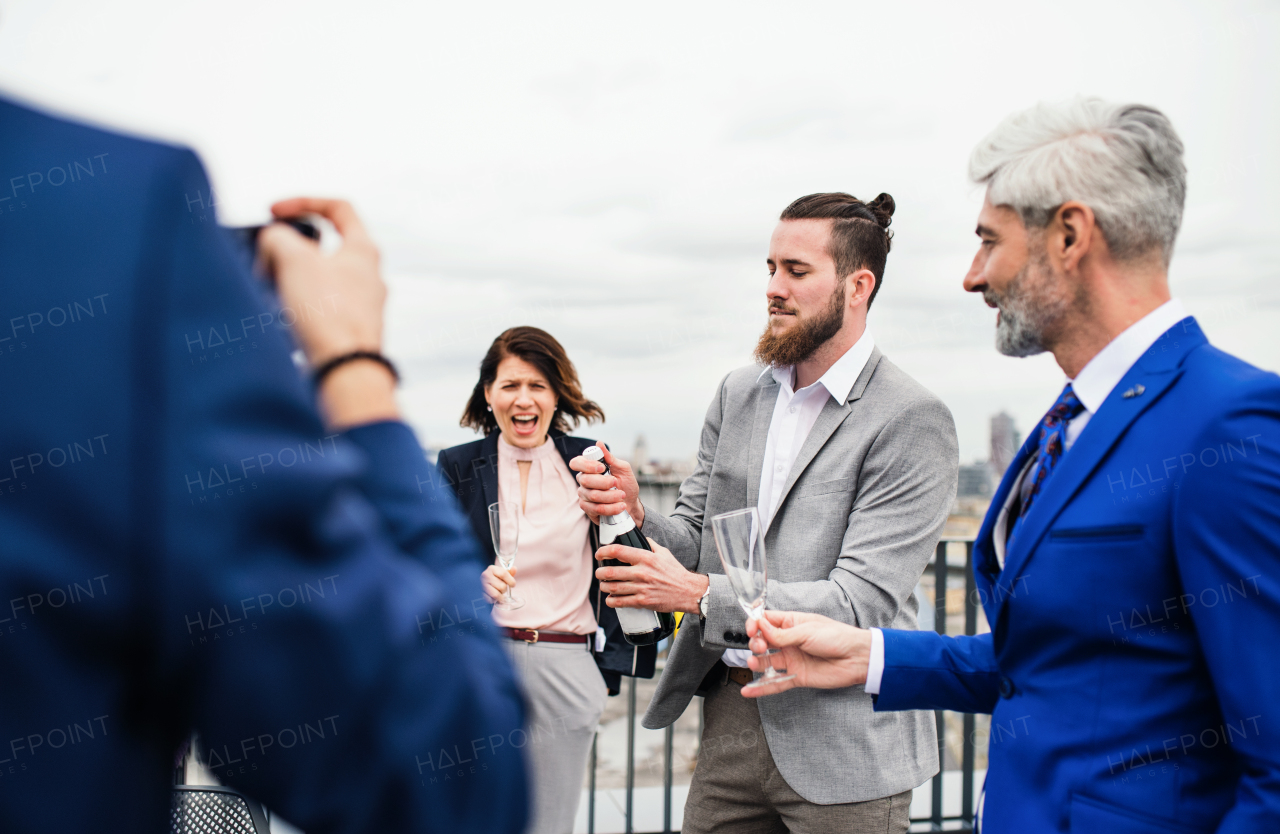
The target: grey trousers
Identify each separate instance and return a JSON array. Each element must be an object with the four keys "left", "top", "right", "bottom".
[
  {"left": 683, "top": 678, "right": 912, "bottom": 834},
  {"left": 502, "top": 638, "right": 608, "bottom": 834}
]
